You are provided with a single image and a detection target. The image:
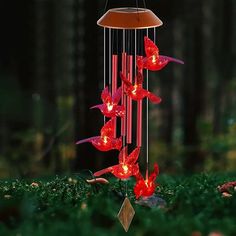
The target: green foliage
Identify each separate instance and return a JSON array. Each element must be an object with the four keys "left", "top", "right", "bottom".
[{"left": 0, "top": 173, "right": 236, "bottom": 236}]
